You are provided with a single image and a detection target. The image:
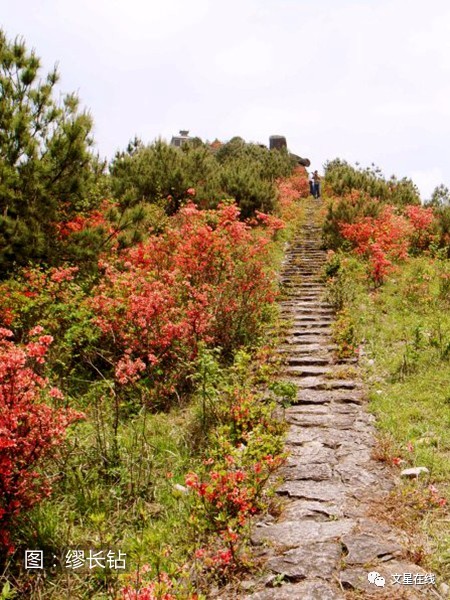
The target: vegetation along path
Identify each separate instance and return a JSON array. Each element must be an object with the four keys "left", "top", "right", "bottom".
[{"left": 241, "top": 200, "right": 439, "bottom": 599}]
